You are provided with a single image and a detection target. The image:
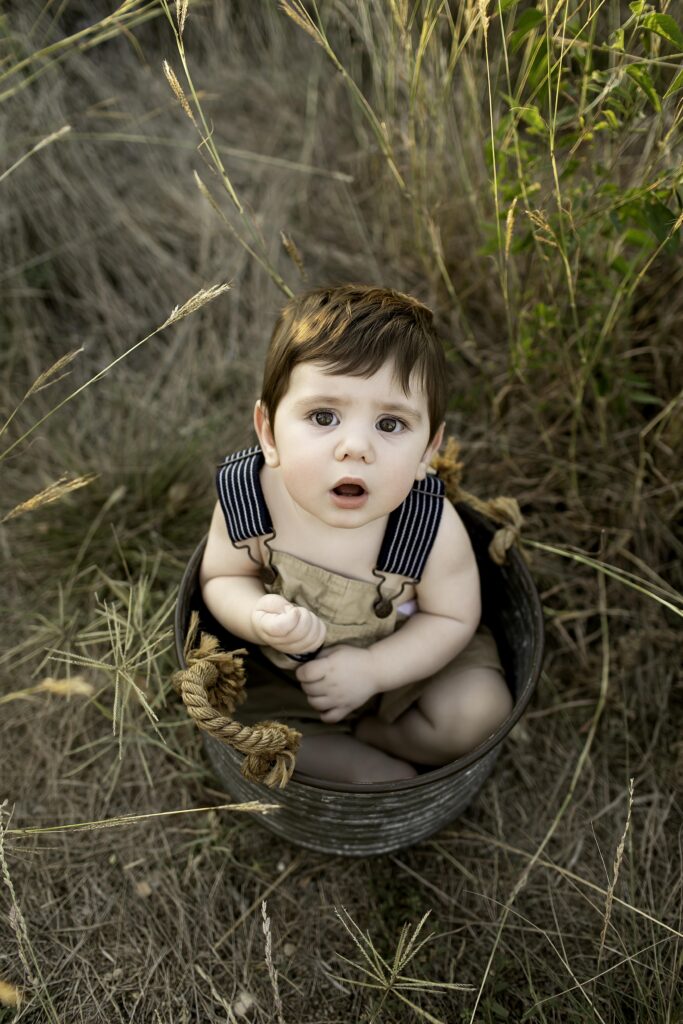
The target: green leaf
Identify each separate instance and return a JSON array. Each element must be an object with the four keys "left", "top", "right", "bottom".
[
  {"left": 622, "top": 374, "right": 665, "bottom": 406},
  {"left": 499, "top": 0, "right": 518, "bottom": 12},
  {"left": 510, "top": 8, "right": 544, "bottom": 52},
  {"left": 664, "top": 67, "right": 683, "bottom": 97},
  {"left": 623, "top": 227, "right": 654, "bottom": 248},
  {"left": 640, "top": 13, "right": 683, "bottom": 48},
  {"left": 641, "top": 199, "right": 676, "bottom": 243},
  {"left": 629, "top": 1, "right": 649, "bottom": 14},
  {"left": 609, "top": 28, "right": 625, "bottom": 50},
  {"left": 628, "top": 391, "right": 664, "bottom": 406},
  {"left": 516, "top": 104, "right": 547, "bottom": 133},
  {"left": 526, "top": 37, "right": 550, "bottom": 90},
  {"left": 626, "top": 64, "right": 662, "bottom": 110}
]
